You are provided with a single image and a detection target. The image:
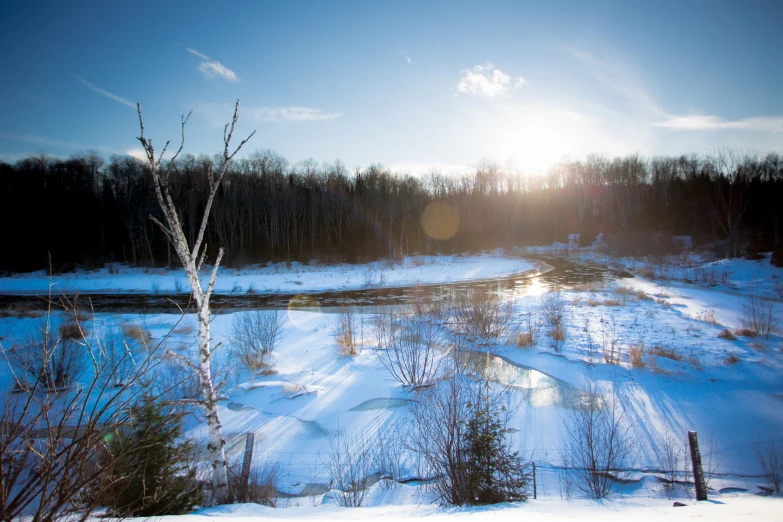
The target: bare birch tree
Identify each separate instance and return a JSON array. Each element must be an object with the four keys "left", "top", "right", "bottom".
[{"left": 136, "top": 101, "right": 254, "bottom": 503}]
